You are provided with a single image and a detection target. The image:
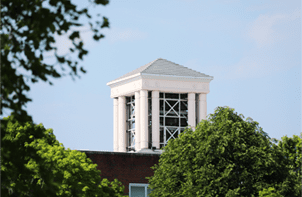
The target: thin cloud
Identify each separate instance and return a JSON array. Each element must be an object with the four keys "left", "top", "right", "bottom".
[
  {"left": 200, "top": 9, "right": 300, "bottom": 80},
  {"left": 42, "top": 27, "right": 147, "bottom": 62},
  {"left": 247, "top": 9, "right": 300, "bottom": 48},
  {"left": 185, "top": 39, "right": 298, "bottom": 81}
]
